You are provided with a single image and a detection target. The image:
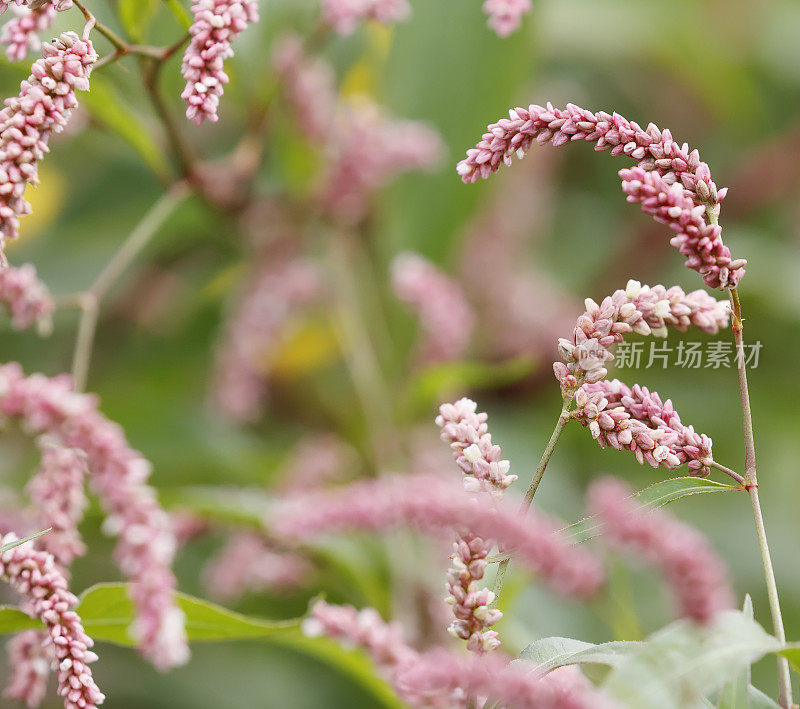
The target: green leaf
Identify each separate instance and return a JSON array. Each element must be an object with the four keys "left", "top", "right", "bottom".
[
  {"left": 119, "top": 0, "right": 159, "bottom": 42},
  {"left": 716, "top": 596, "right": 753, "bottom": 709},
  {"left": 0, "top": 607, "right": 40, "bottom": 634},
  {"left": 161, "top": 485, "right": 269, "bottom": 528},
  {"left": 563, "top": 477, "right": 739, "bottom": 544},
  {"left": 0, "top": 529, "right": 51, "bottom": 554},
  {"left": 162, "top": 0, "right": 192, "bottom": 29},
  {"left": 75, "top": 583, "right": 296, "bottom": 644},
  {"left": 518, "top": 636, "right": 643, "bottom": 675},
  {"left": 81, "top": 75, "right": 169, "bottom": 179},
  {"left": 601, "top": 609, "right": 782, "bottom": 709},
  {"left": 776, "top": 646, "right": 800, "bottom": 675}
]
